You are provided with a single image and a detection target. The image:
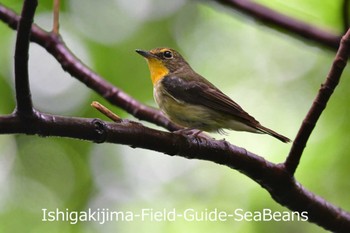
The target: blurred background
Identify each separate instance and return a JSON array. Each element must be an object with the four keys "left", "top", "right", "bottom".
[{"left": 0, "top": 0, "right": 349, "bottom": 232}]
